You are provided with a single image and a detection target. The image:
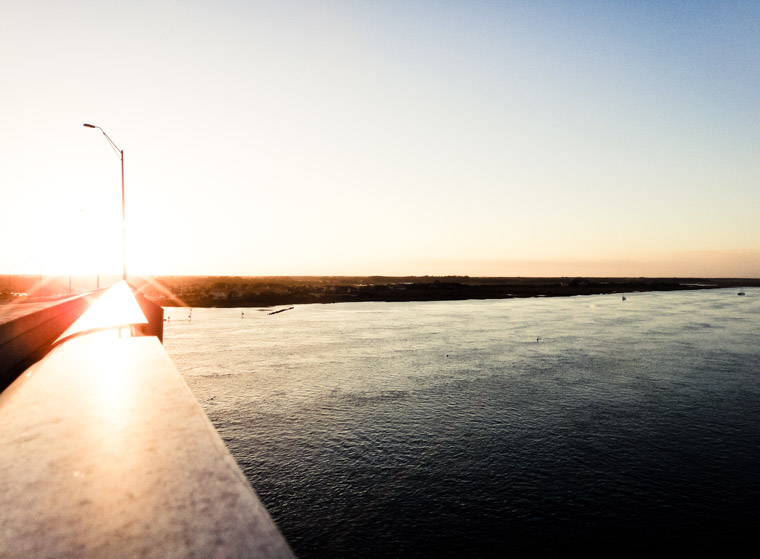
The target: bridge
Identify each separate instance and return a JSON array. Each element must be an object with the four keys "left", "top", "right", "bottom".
[{"left": 0, "top": 283, "right": 294, "bottom": 558}]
